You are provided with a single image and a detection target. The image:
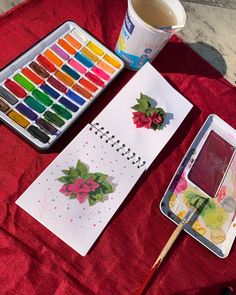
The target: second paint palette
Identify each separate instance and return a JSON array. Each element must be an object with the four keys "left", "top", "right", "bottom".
[{"left": 0, "top": 21, "right": 124, "bottom": 149}]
